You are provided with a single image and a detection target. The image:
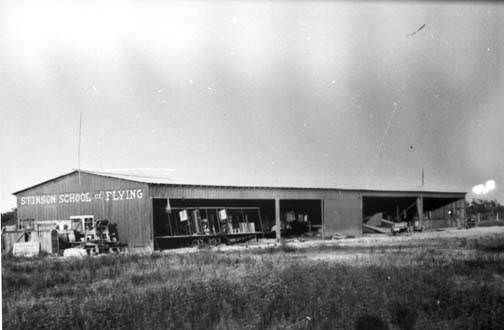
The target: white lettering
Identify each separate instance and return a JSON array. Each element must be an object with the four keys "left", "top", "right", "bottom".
[
  {"left": 20, "top": 189, "right": 144, "bottom": 206},
  {"left": 20, "top": 194, "right": 59, "bottom": 206},
  {"left": 128, "top": 189, "right": 136, "bottom": 199}
]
